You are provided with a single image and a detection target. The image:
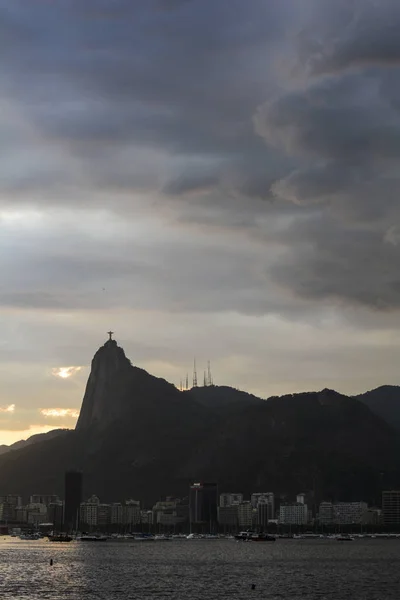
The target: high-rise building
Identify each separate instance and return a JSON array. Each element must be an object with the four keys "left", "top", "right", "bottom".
[
  {"left": 279, "top": 503, "right": 308, "bottom": 525},
  {"left": 218, "top": 505, "right": 239, "bottom": 528},
  {"left": 251, "top": 493, "right": 275, "bottom": 526},
  {"left": 318, "top": 501, "right": 368, "bottom": 525},
  {"left": 189, "top": 482, "right": 218, "bottom": 529},
  {"left": 64, "top": 471, "right": 83, "bottom": 532},
  {"left": 0, "top": 495, "right": 22, "bottom": 508},
  {"left": 237, "top": 501, "right": 254, "bottom": 528},
  {"left": 219, "top": 493, "right": 243, "bottom": 507},
  {"left": 318, "top": 502, "right": 334, "bottom": 525},
  {"left": 140, "top": 510, "right": 153, "bottom": 525},
  {"left": 27, "top": 503, "right": 48, "bottom": 525},
  {"left": 382, "top": 491, "right": 400, "bottom": 525},
  {"left": 0, "top": 502, "right": 16, "bottom": 522},
  {"left": 257, "top": 499, "right": 275, "bottom": 528},
  {"left": 48, "top": 502, "right": 64, "bottom": 531},
  {"left": 30, "top": 494, "right": 60, "bottom": 506},
  {"left": 333, "top": 502, "right": 368, "bottom": 525},
  {"left": 97, "top": 504, "right": 111, "bottom": 528},
  {"left": 124, "top": 500, "right": 141, "bottom": 528},
  {"left": 251, "top": 493, "right": 274, "bottom": 511},
  {"left": 111, "top": 503, "right": 124, "bottom": 526}
]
